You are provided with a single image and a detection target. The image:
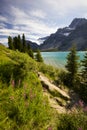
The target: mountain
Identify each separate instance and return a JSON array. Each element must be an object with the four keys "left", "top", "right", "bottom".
[
  {"left": 26, "top": 40, "right": 39, "bottom": 51},
  {"left": 40, "top": 18, "right": 87, "bottom": 51},
  {"left": 69, "top": 18, "right": 87, "bottom": 28},
  {"left": 38, "top": 36, "right": 49, "bottom": 44}
]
